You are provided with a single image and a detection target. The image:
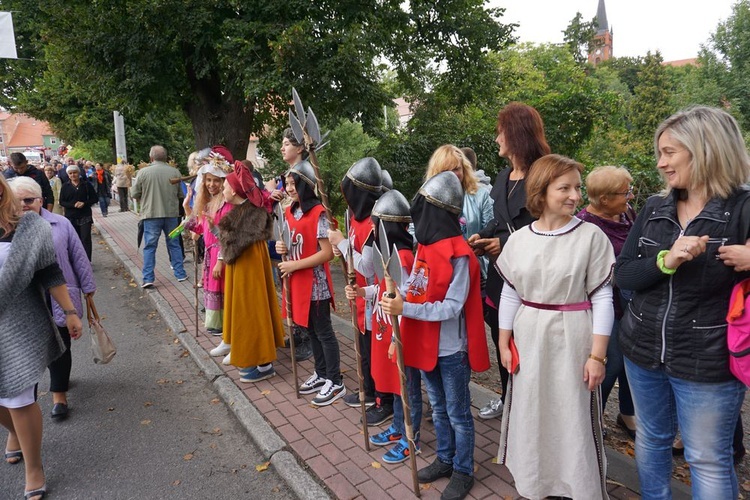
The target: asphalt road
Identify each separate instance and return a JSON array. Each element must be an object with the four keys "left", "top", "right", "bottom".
[{"left": 0, "top": 235, "right": 296, "bottom": 500}]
